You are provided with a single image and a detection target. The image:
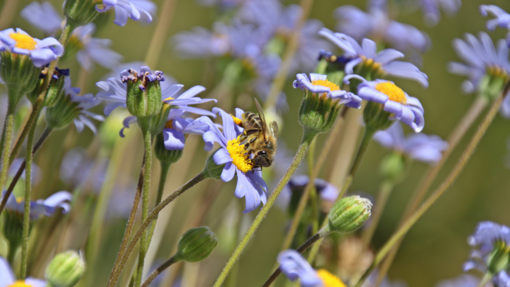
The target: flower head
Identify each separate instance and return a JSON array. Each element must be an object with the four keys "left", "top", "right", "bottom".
[
  {"left": 172, "top": 23, "right": 231, "bottom": 58},
  {"left": 2, "top": 191, "right": 72, "bottom": 220},
  {"left": 285, "top": 175, "right": 339, "bottom": 203},
  {"left": 96, "top": 0, "right": 155, "bottom": 26},
  {"left": 448, "top": 32, "right": 510, "bottom": 96},
  {"left": 320, "top": 28, "right": 428, "bottom": 87},
  {"left": 480, "top": 5, "right": 510, "bottom": 46},
  {"left": 374, "top": 122, "right": 448, "bottom": 163},
  {"left": 0, "top": 28, "right": 63, "bottom": 67},
  {"left": 278, "top": 250, "right": 346, "bottom": 287},
  {"left": 0, "top": 257, "right": 46, "bottom": 287},
  {"left": 21, "top": 1, "right": 63, "bottom": 35},
  {"left": 420, "top": 0, "right": 461, "bottom": 26},
  {"left": 345, "top": 76, "right": 425, "bottom": 132},
  {"left": 203, "top": 108, "right": 268, "bottom": 213}
]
